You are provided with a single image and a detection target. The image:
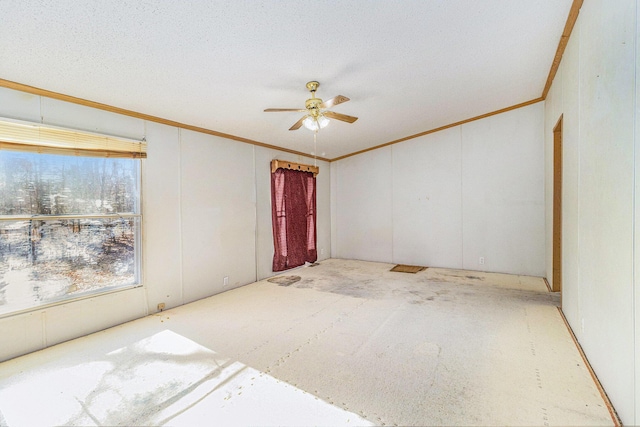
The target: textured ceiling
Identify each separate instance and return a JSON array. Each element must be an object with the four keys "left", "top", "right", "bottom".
[{"left": 0, "top": 1, "right": 573, "bottom": 159}]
